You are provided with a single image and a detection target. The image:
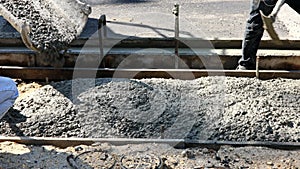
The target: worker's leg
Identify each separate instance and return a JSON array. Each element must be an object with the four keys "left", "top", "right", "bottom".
[
  {"left": 238, "top": 0, "right": 277, "bottom": 69},
  {"left": 285, "top": 0, "right": 300, "bottom": 14},
  {"left": 0, "top": 77, "right": 18, "bottom": 120}
]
